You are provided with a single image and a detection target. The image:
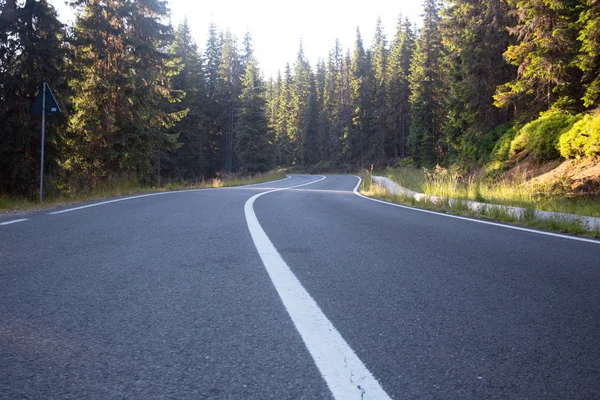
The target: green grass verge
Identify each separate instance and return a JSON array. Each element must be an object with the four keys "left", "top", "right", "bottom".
[
  {"left": 0, "top": 170, "right": 288, "bottom": 213},
  {"left": 379, "top": 167, "right": 600, "bottom": 218},
  {"left": 358, "top": 171, "right": 599, "bottom": 238}
]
